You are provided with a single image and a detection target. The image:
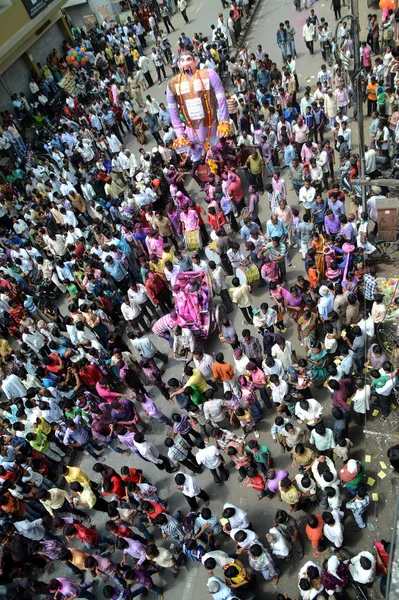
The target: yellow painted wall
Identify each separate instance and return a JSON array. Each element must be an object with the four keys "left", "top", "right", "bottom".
[
  {"left": 0, "top": 2, "right": 30, "bottom": 47},
  {"left": 0, "top": 0, "right": 69, "bottom": 73}
]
